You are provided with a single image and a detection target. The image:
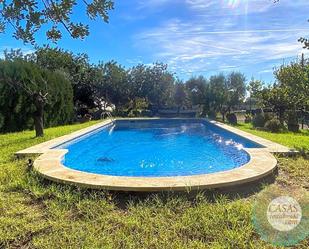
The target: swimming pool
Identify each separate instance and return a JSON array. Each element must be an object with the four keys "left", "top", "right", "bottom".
[
  {"left": 56, "top": 119, "right": 263, "bottom": 177},
  {"left": 17, "top": 118, "right": 288, "bottom": 191}
]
